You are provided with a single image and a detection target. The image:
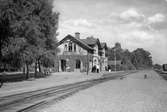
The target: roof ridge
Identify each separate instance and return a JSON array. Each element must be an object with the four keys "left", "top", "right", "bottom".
[{"left": 57, "top": 35, "right": 94, "bottom": 51}]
